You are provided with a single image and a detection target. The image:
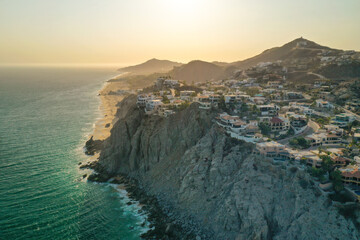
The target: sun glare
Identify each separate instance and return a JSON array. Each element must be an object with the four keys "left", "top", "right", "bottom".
[{"left": 161, "top": 0, "right": 203, "bottom": 16}]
